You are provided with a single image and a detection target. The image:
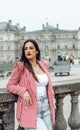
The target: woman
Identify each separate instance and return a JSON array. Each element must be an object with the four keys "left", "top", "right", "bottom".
[{"left": 6, "top": 39, "right": 55, "bottom": 130}]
